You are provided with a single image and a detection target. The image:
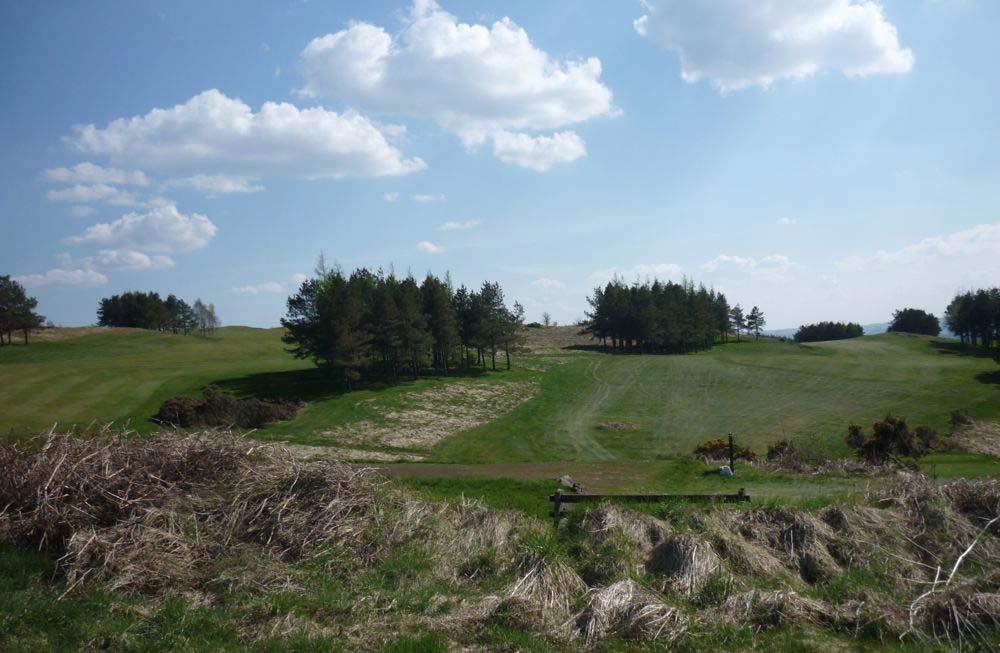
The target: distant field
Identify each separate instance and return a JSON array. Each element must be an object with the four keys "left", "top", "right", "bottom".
[{"left": 2, "top": 327, "right": 999, "bottom": 469}]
